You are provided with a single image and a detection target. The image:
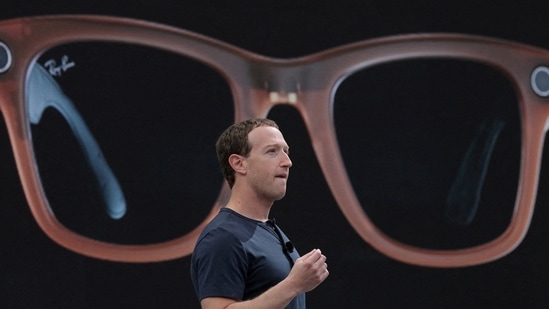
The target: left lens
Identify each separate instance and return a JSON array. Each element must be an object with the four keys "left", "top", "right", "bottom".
[{"left": 27, "top": 41, "right": 234, "bottom": 245}]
